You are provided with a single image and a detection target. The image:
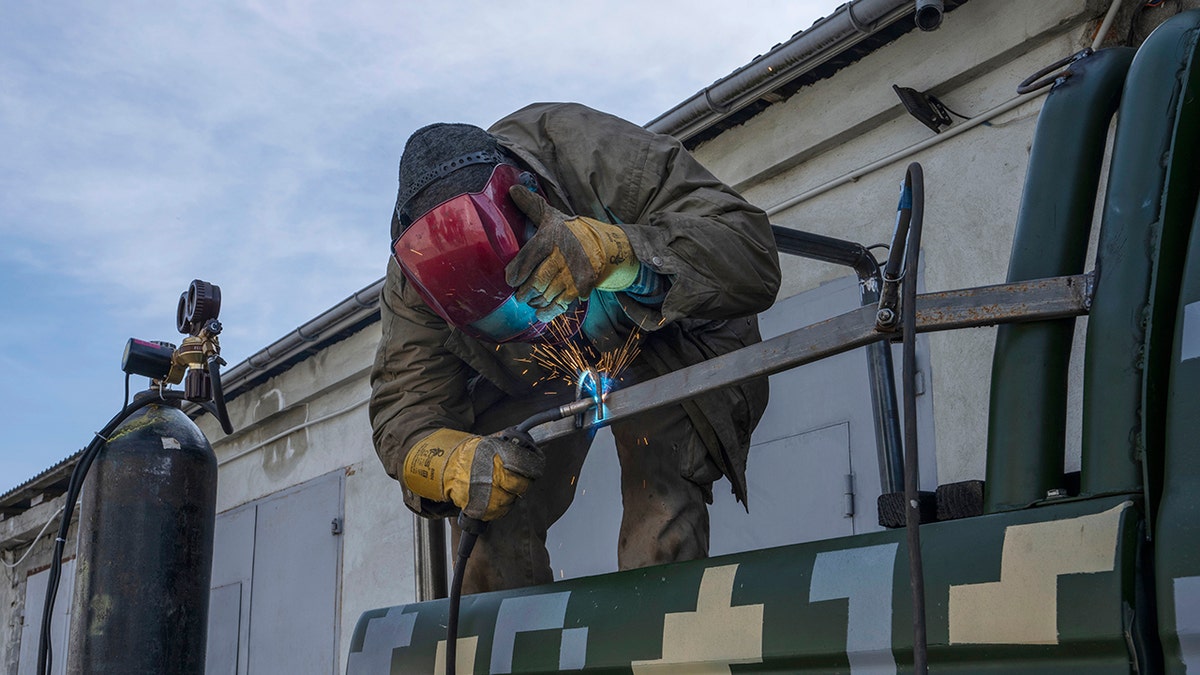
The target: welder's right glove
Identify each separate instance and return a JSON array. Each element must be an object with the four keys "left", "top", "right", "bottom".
[{"left": 402, "top": 427, "right": 545, "bottom": 521}]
